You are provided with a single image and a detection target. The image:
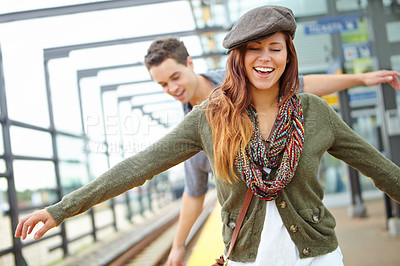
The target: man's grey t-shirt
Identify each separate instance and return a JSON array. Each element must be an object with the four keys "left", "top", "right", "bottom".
[
  {"left": 182, "top": 69, "right": 225, "bottom": 197},
  {"left": 183, "top": 69, "right": 304, "bottom": 197}
]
